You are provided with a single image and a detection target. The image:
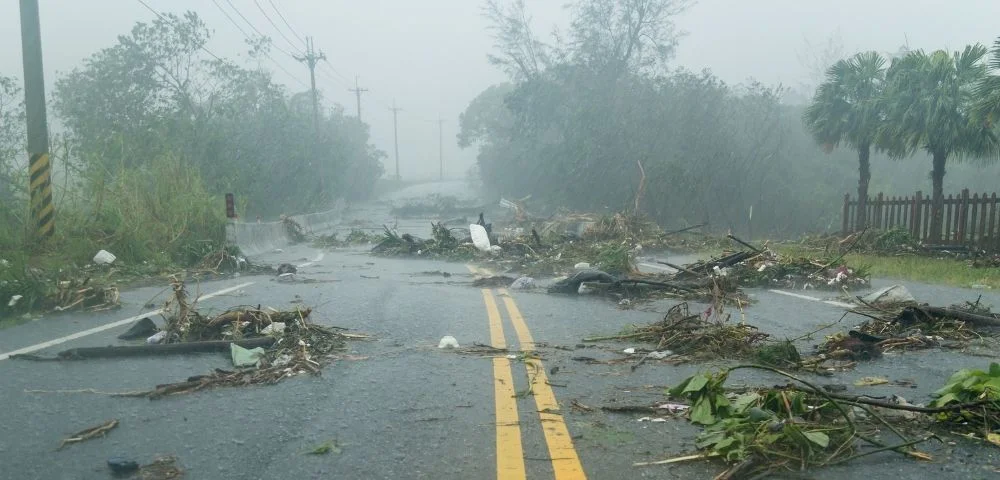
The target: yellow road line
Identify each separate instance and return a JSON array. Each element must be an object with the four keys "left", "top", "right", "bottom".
[
  {"left": 498, "top": 289, "right": 587, "bottom": 480},
  {"left": 479, "top": 285, "right": 526, "bottom": 479}
]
